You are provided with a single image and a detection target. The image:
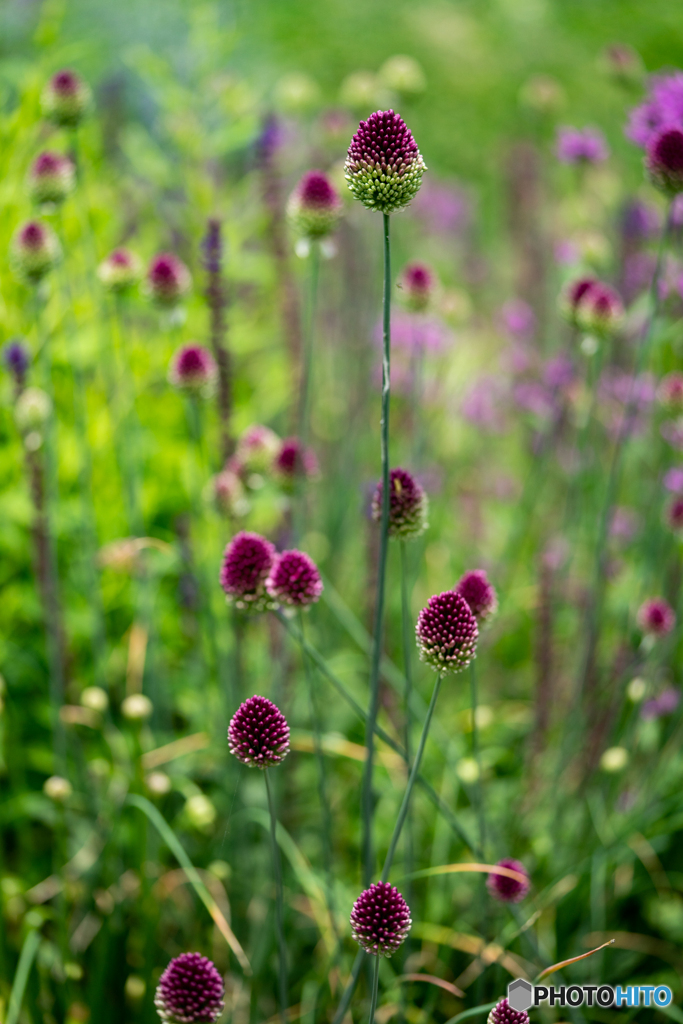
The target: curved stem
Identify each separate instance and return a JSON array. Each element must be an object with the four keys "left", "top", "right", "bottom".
[
  {"left": 368, "top": 954, "right": 381, "bottom": 1024},
  {"left": 265, "top": 769, "right": 288, "bottom": 1024},
  {"left": 362, "top": 212, "right": 392, "bottom": 887}
]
